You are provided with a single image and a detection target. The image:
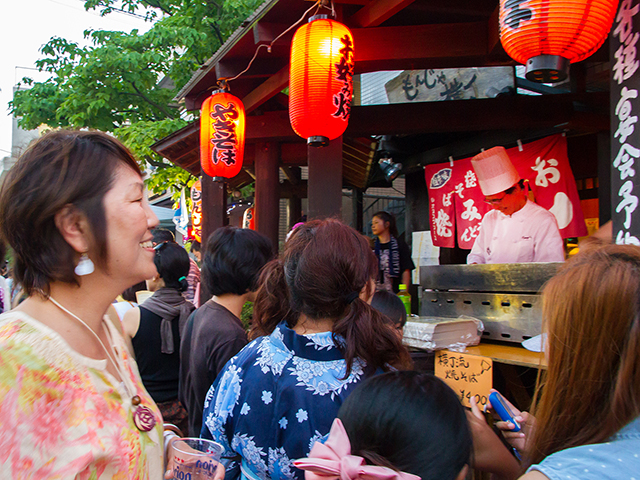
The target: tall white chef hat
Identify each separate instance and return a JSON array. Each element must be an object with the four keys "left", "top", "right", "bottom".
[{"left": 471, "top": 146, "right": 521, "bottom": 197}]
